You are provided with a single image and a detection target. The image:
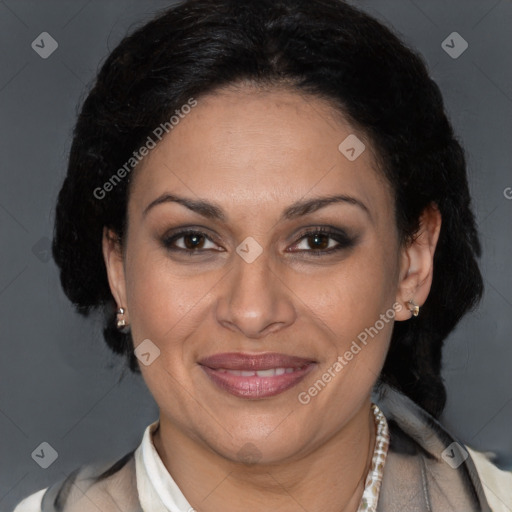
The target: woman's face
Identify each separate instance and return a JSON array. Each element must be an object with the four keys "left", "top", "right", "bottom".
[{"left": 104, "top": 87, "right": 436, "bottom": 463}]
